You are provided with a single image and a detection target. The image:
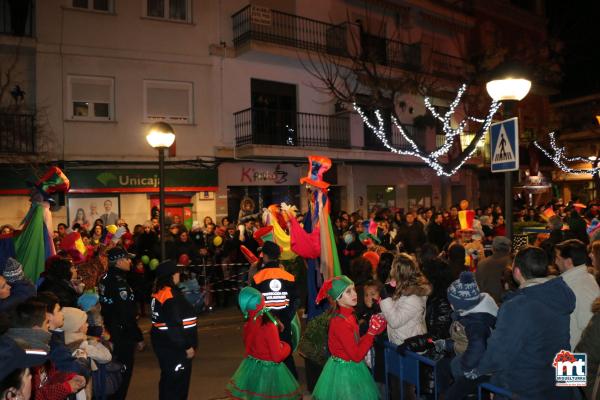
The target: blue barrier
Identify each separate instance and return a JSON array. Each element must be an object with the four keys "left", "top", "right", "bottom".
[
  {"left": 478, "top": 382, "right": 514, "bottom": 399},
  {"left": 383, "top": 341, "right": 439, "bottom": 400}
]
